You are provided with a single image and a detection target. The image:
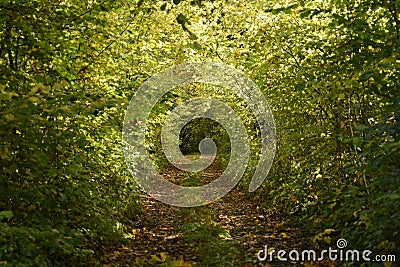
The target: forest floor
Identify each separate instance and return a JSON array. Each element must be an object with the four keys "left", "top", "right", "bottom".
[{"left": 100, "top": 157, "right": 335, "bottom": 266}]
